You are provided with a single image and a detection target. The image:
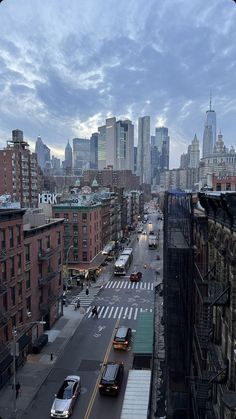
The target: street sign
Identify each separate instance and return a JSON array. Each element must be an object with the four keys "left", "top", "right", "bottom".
[{"left": 10, "top": 342, "right": 19, "bottom": 356}]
